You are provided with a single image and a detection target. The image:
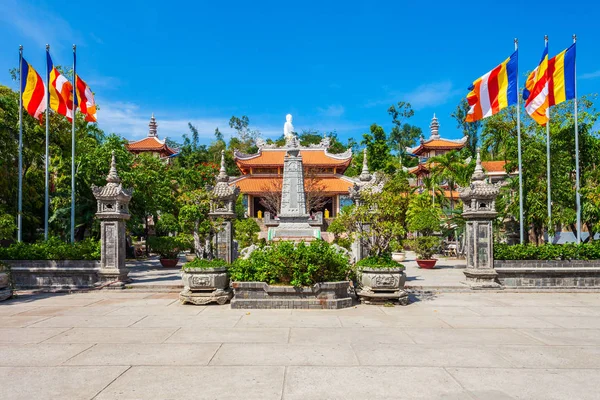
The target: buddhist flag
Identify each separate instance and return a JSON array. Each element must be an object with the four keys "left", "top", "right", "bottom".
[
  {"left": 548, "top": 43, "right": 576, "bottom": 107},
  {"left": 465, "top": 51, "right": 518, "bottom": 122},
  {"left": 75, "top": 75, "right": 97, "bottom": 122},
  {"left": 523, "top": 45, "right": 549, "bottom": 125},
  {"left": 46, "top": 51, "right": 74, "bottom": 121},
  {"left": 20, "top": 57, "right": 46, "bottom": 121}
]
